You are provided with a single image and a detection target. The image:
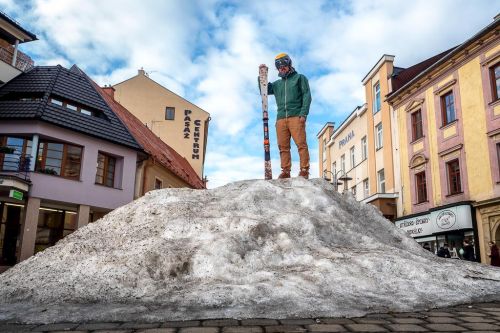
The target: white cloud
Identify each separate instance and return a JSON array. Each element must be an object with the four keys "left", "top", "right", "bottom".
[{"left": 4, "top": 0, "right": 497, "bottom": 188}]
